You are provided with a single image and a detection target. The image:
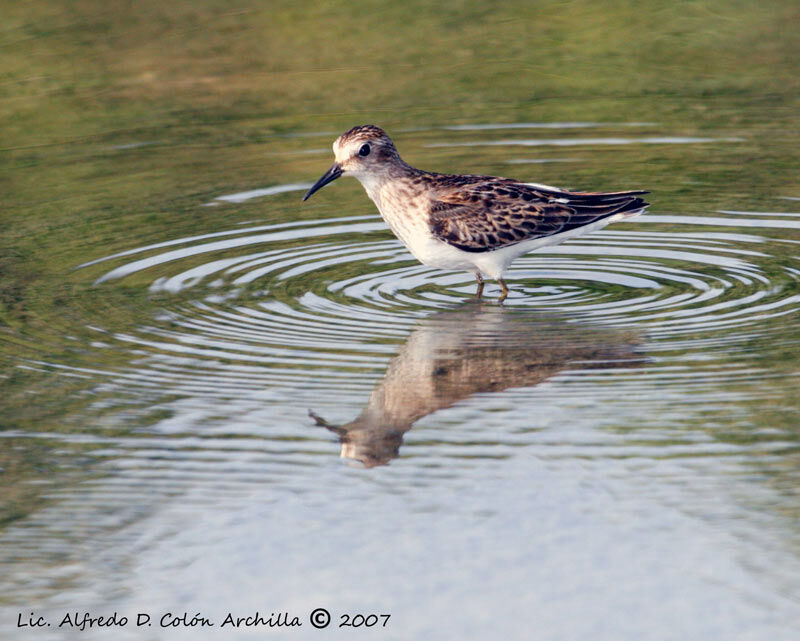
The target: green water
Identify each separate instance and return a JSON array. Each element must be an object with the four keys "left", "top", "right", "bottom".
[{"left": 2, "top": 2, "right": 800, "bottom": 639}]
